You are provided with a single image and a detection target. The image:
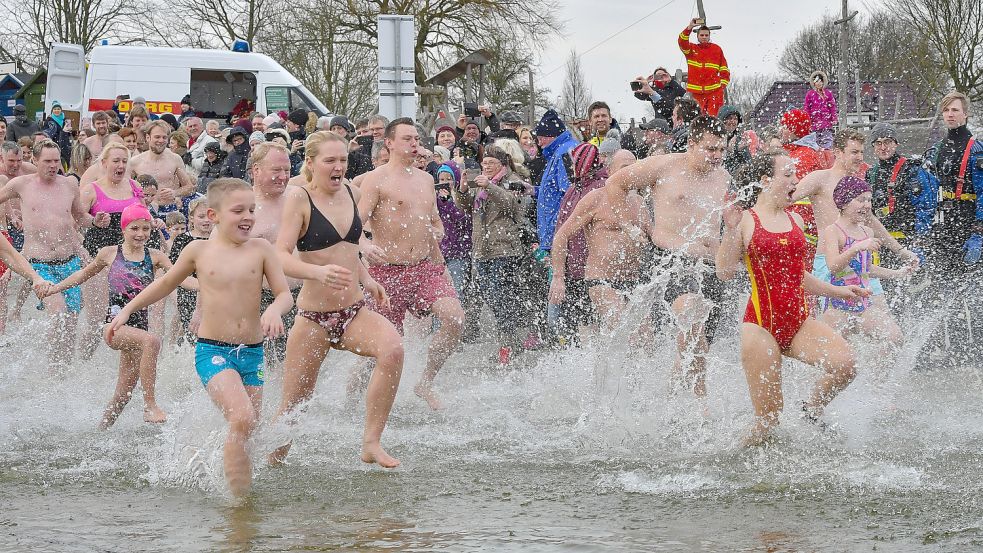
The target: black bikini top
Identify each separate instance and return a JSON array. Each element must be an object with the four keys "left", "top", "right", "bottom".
[{"left": 296, "top": 184, "right": 363, "bottom": 252}]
